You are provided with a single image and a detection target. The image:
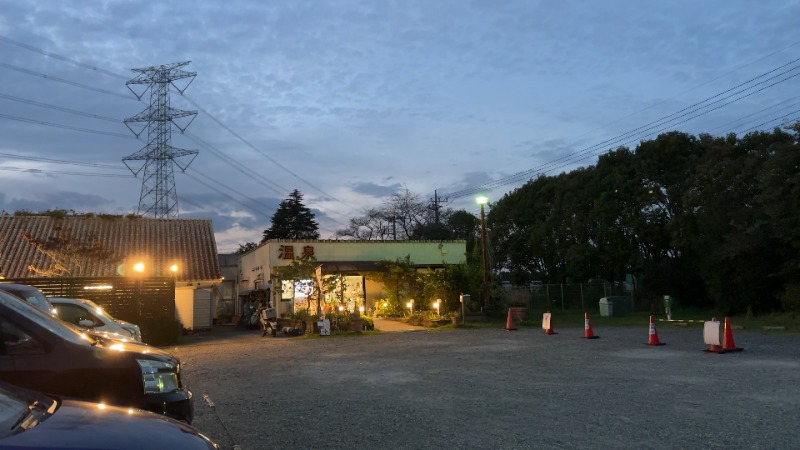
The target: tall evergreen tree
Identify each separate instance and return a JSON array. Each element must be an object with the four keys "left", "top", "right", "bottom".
[{"left": 262, "top": 190, "right": 320, "bottom": 242}]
